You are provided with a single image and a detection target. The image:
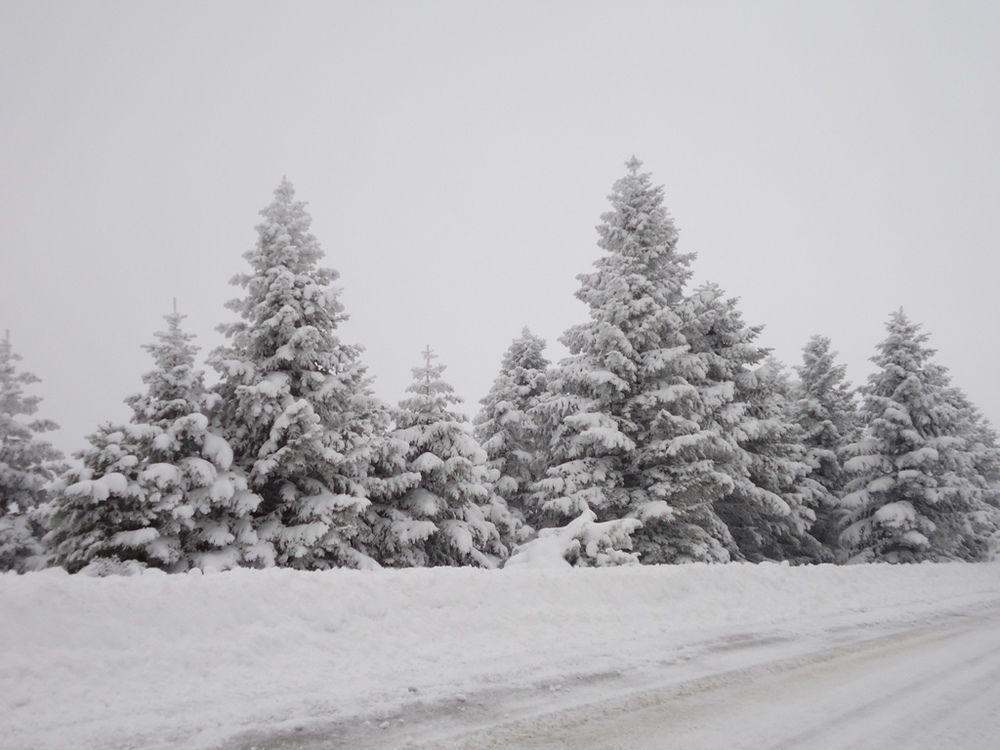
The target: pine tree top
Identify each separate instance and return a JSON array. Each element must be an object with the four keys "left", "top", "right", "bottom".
[
  {"left": 870, "top": 309, "right": 937, "bottom": 389},
  {"left": 399, "top": 347, "right": 464, "bottom": 426},
  {"left": 592, "top": 156, "right": 689, "bottom": 271},
  {"left": 248, "top": 177, "right": 328, "bottom": 276},
  {"left": 475, "top": 329, "right": 549, "bottom": 444},
  {"left": 0, "top": 330, "right": 44, "bottom": 420},
  {"left": 685, "top": 282, "right": 767, "bottom": 366},
  {"left": 796, "top": 335, "right": 850, "bottom": 396},
  {"left": 127, "top": 306, "right": 206, "bottom": 426},
  {"left": 146, "top": 308, "right": 198, "bottom": 374},
  {"left": 214, "top": 178, "right": 361, "bottom": 381},
  {"left": 563, "top": 158, "right": 695, "bottom": 368},
  {"left": 854, "top": 309, "right": 964, "bottom": 449},
  {"left": 499, "top": 327, "right": 549, "bottom": 378},
  {"left": 792, "top": 333, "right": 857, "bottom": 457}
]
